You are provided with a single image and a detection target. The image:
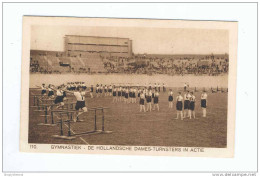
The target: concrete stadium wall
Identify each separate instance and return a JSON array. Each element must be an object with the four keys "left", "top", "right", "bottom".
[{"left": 30, "top": 74, "right": 228, "bottom": 88}]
